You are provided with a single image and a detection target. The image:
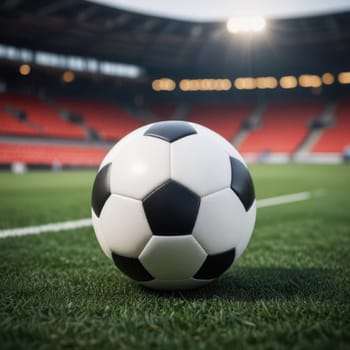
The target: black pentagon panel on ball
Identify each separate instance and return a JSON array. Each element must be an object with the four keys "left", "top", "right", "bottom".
[
  {"left": 112, "top": 252, "right": 154, "bottom": 282},
  {"left": 230, "top": 157, "right": 255, "bottom": 211},
  {"left": 194, "top": 248, "right": 236, "bottom": 280},
  {"left": 144, "top": 121, "right": 197, "bottom": 143},
  {"left": 143, "top": 180, "right": 200, "bottom": 236},
  {"left": 91, "top": 163, "right": 112, "bottom": 217}
]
